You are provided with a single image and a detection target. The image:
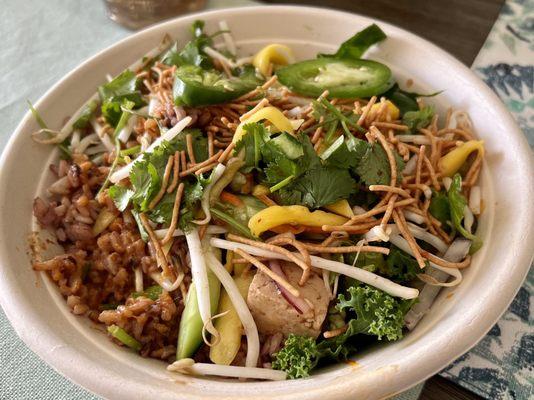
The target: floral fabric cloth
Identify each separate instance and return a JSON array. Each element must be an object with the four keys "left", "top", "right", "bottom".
[{"left": 439, "top": 1, "right": 534, "bottom": 398}]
